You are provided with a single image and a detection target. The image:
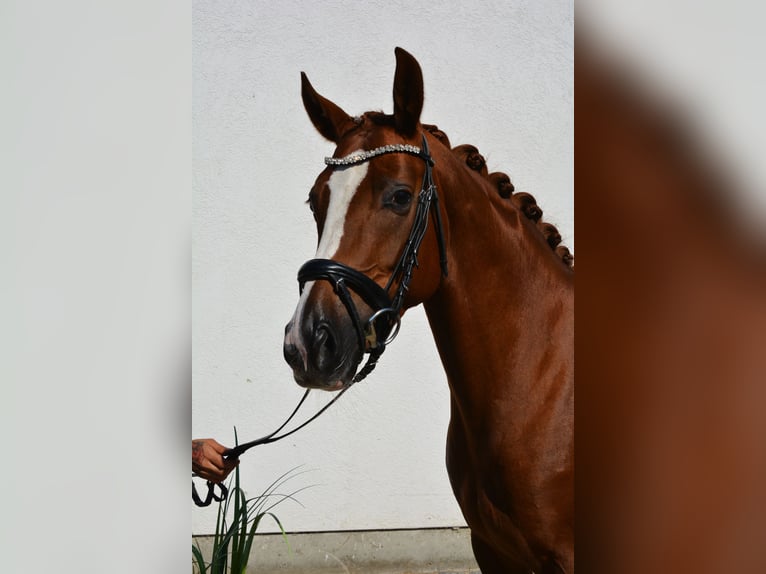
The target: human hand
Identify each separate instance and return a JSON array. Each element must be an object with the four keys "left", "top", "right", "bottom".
[{"left": 192, "top": 438, "right": 239, "bottom": 482}]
